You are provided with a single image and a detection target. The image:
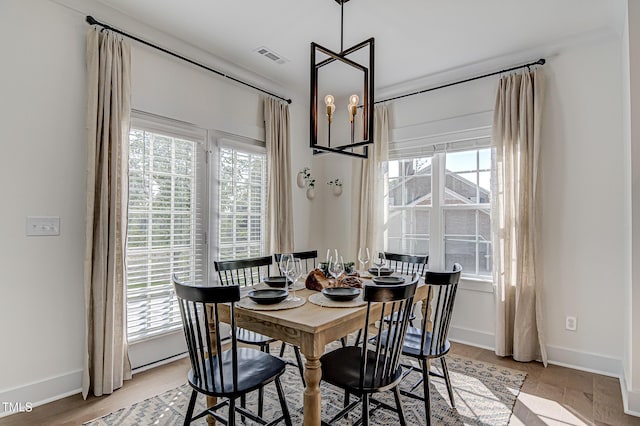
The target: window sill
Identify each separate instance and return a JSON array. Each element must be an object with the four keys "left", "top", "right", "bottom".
[{"left": 459, "top": 276, "right": 494, "bottom": 293}]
